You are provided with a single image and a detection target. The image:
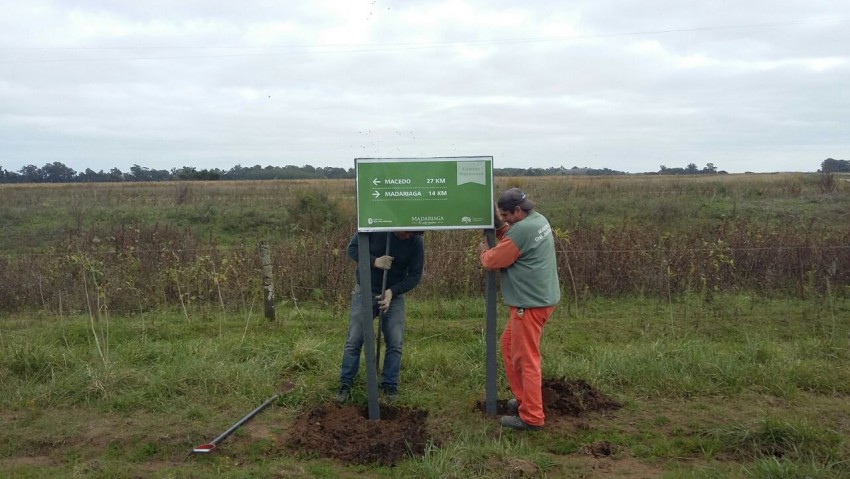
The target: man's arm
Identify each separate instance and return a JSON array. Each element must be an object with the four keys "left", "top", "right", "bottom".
[
  {"left": 389, "top": 237, "right": 424, "bottom": 296},
  {"left": 348, "top": 232, "right": 384, "bottom": 267},
  {"left": 346, "top": 233, "right": 360, "bottom": 262},
  {"left": 480, "top": 233, "right": 520, "bottom": 270}
]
